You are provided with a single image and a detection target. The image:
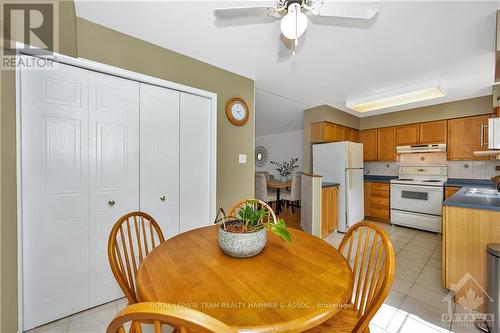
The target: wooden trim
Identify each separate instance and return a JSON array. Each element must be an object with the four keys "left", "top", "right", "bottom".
[
  {"left": 225, "top": 97, "right": 249, "bottom": 126},
  {"left": 301, "top": 172, "right": 323, "bottom": 178}
]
